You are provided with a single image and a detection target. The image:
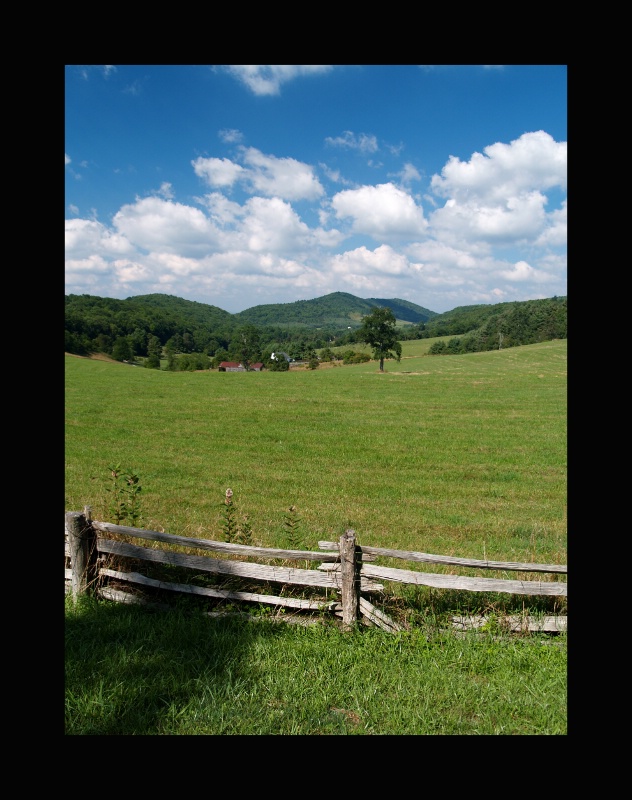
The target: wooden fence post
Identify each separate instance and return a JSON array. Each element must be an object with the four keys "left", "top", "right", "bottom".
[
  {"left": 66, "top": 511, "right": 98, "bottom": 599},
  {"left": 340, "top": 529, "right": 361, "bottom": 630}
]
